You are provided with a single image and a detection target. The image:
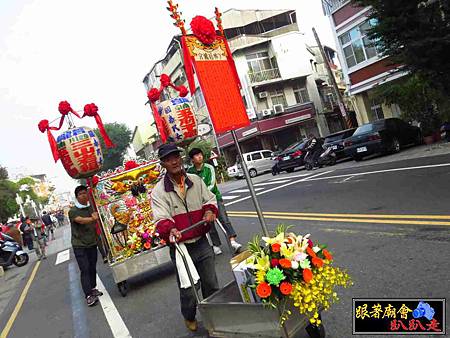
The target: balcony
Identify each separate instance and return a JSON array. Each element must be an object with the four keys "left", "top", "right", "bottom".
[{"left": 248, "top": 68, "right": 281, "bottom": 85}]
